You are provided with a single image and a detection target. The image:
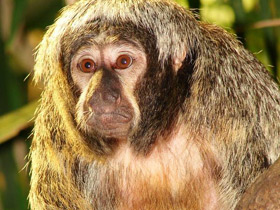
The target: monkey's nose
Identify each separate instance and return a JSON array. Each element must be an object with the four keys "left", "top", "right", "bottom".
[
  {"left": 88, "top": 89, "right": 121, "bottom": 114},
  {"left": 102, "top": 89, "right": 121, "bottom": 105}
]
